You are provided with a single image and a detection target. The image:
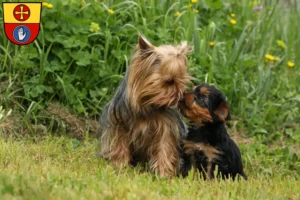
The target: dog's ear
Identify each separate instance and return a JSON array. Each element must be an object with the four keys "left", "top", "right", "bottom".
[
  {"left": 138, "top": 35, "right": 154, "bottom": 51},
  {"left": 214, "top": 101, "right": 229, "bottom": 122},
  {"left": 225, "top": 110, "right": 231, "bottom": 121},
  {"left": 178, "top": 41, "right": 194, "bottom": 55}
]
